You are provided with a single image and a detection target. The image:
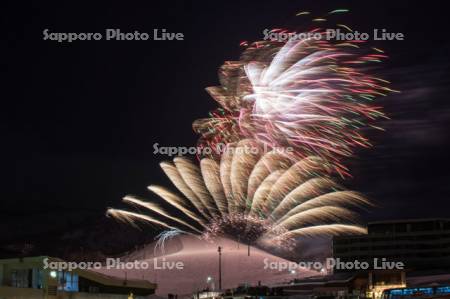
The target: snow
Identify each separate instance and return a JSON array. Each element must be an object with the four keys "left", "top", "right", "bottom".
[{"left": 94, "top": 235, "right": 318, "bottom": 297}]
